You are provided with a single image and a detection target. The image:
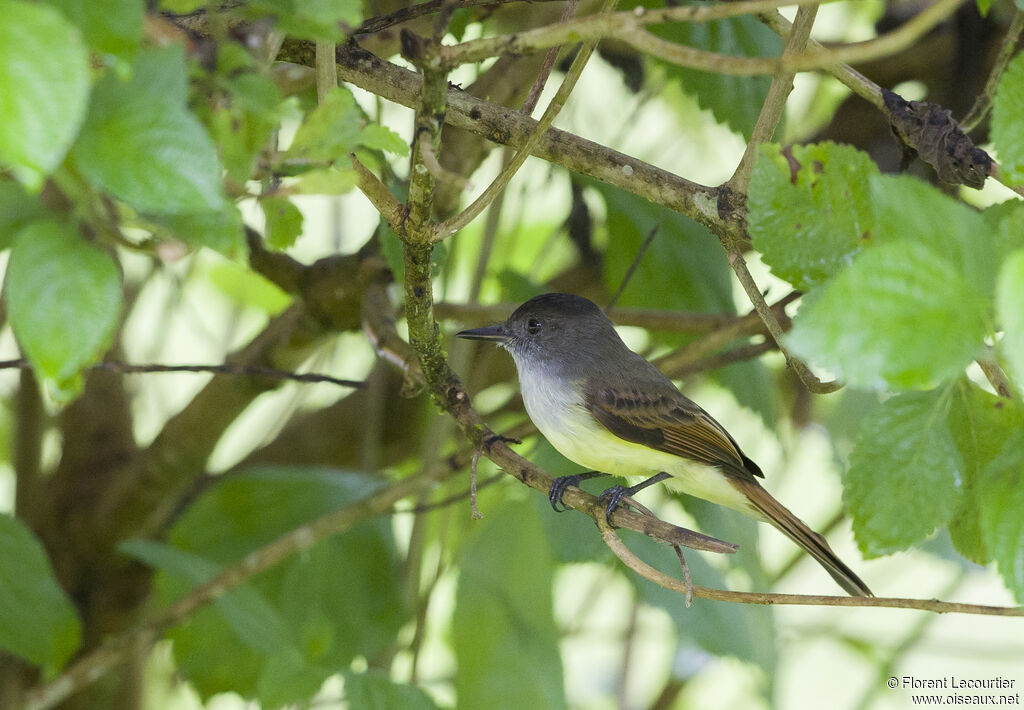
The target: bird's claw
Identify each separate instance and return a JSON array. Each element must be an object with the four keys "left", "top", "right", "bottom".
[{"left": 548, "top": 471, "right": 610, "bottom": 512}]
